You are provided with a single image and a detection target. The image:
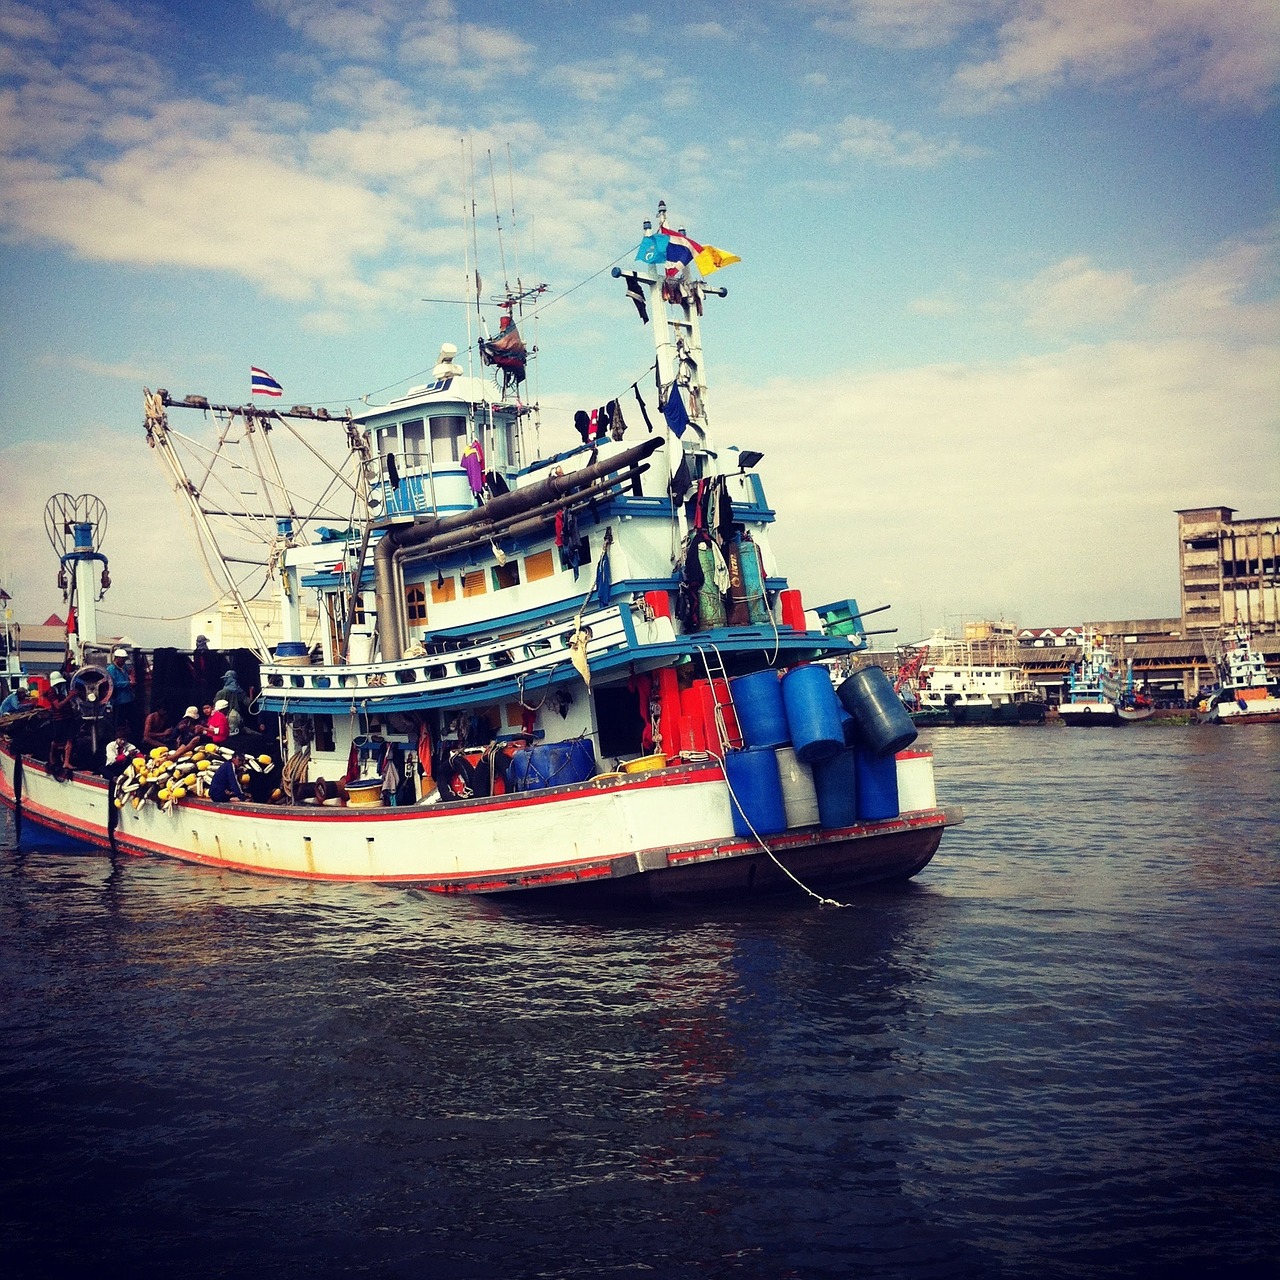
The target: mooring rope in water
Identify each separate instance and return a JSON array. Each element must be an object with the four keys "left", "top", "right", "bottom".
[{"left": 709, "top": 746, "right": 850, "bottom": 910}]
